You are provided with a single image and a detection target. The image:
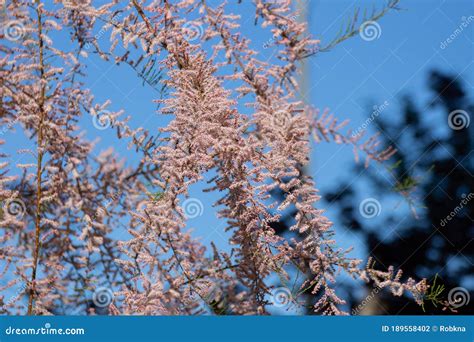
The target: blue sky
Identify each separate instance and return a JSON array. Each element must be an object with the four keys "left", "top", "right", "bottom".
[{"left": 304, "top": 0, "right": 473, "bottom": 258}]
